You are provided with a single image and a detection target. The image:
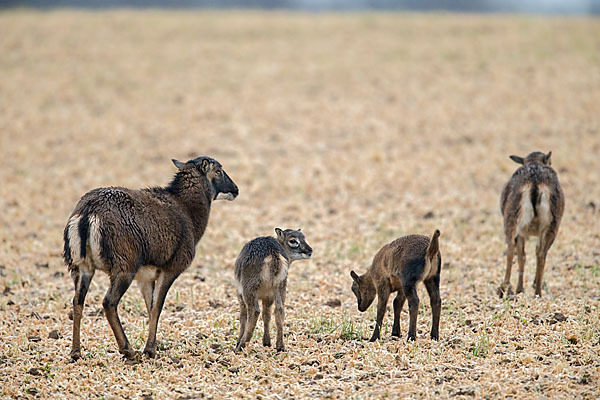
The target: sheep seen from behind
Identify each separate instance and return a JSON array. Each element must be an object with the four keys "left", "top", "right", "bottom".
[{"left": 498, "top": 151, "right": 564, "bottom": 298}]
